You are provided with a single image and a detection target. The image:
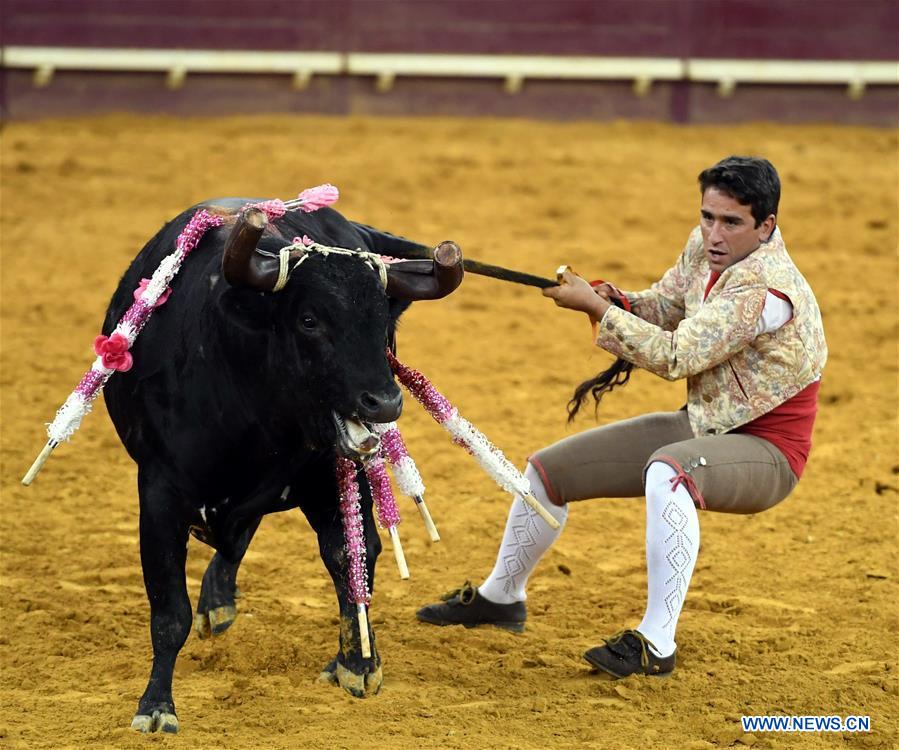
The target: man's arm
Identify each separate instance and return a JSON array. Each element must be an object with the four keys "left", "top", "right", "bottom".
[{"left": 596, "top": 281, "right": 767, "bottom": 381}]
